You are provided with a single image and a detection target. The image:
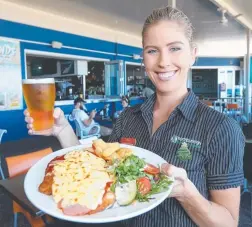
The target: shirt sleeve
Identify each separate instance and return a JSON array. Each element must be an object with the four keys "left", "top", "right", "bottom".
[
  {"left": 79, "top": 111, "right": 89, "bottom": 122},
  {"left": 206, "top": 117, "right": 245, "bottom": 190},
  {"left": 108, "top": 110, "right": 125, "bottom": 142}
]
